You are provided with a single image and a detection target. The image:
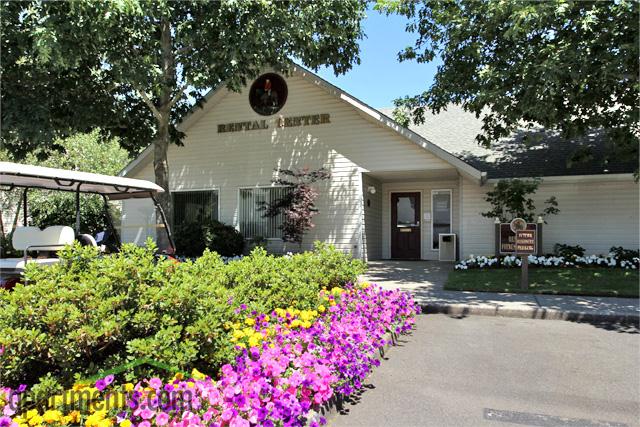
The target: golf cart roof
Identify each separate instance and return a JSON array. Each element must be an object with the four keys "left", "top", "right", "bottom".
[{"left": 0, "top": 162, "right": 164, "bottom": 200}]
